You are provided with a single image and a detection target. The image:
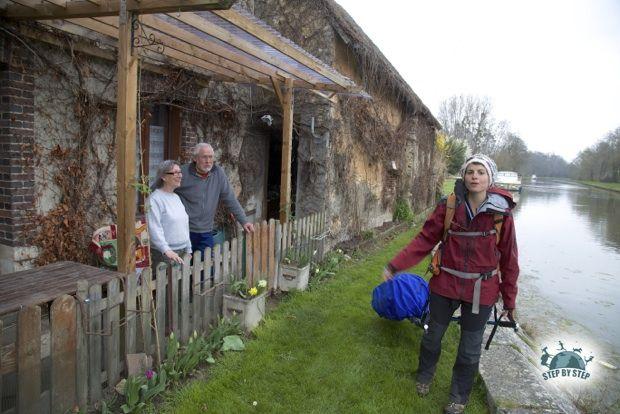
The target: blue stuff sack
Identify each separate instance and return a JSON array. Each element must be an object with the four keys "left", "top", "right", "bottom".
[{"left": 372, "top": 273, "right": 430, "bottom": 321}]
